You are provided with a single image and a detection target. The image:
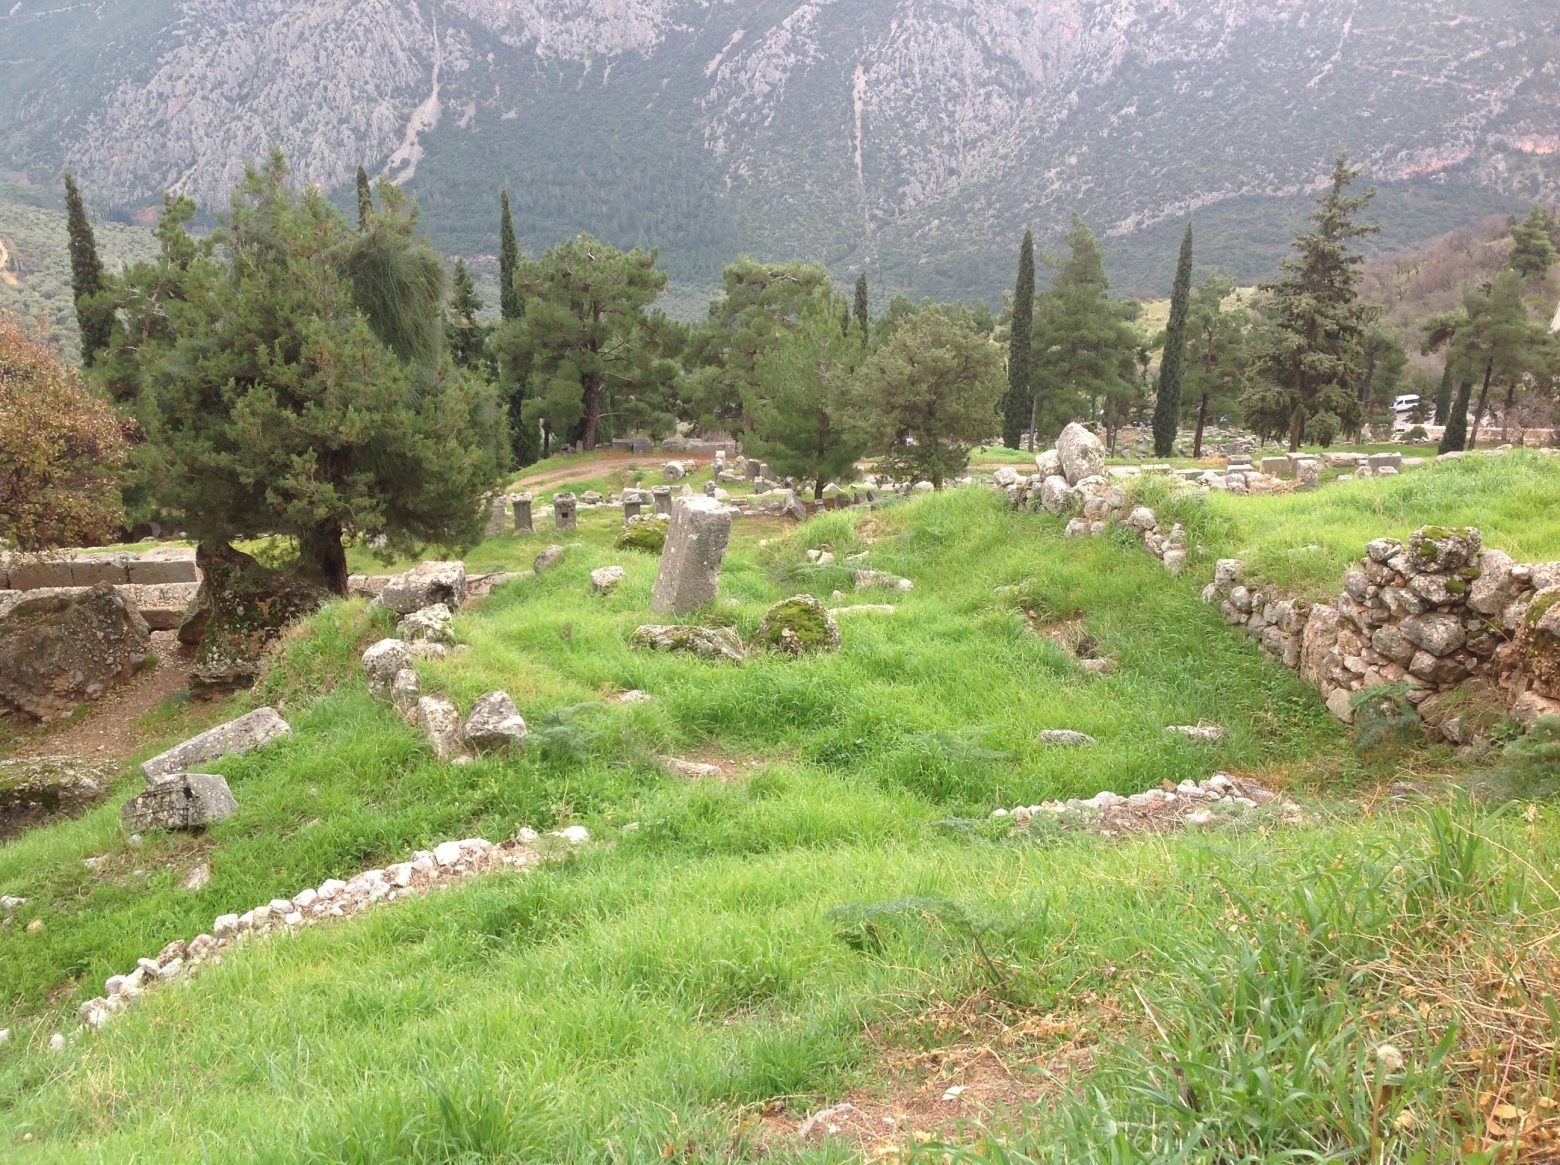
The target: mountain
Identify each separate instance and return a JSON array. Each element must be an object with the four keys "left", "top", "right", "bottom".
[{"left": 3, "top": 0, "right": 1558, "bottom": 307}]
